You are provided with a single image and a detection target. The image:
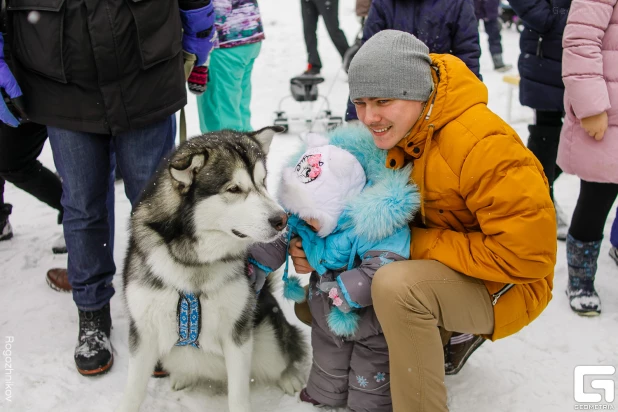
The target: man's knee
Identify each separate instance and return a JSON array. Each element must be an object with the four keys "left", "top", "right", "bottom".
[
  {"left": 372, "top": 261, "right": 415, "bottom": 311},
  {"left": 372, "top": 260, "right": 445, "bottom": 313}
]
